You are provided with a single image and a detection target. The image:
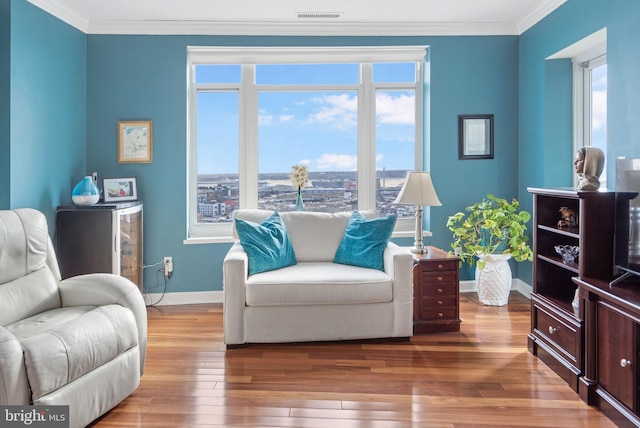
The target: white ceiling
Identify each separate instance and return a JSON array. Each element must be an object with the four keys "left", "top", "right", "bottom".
[{"left": 27, "top": 0, "right": 567, "bottom": 36}]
